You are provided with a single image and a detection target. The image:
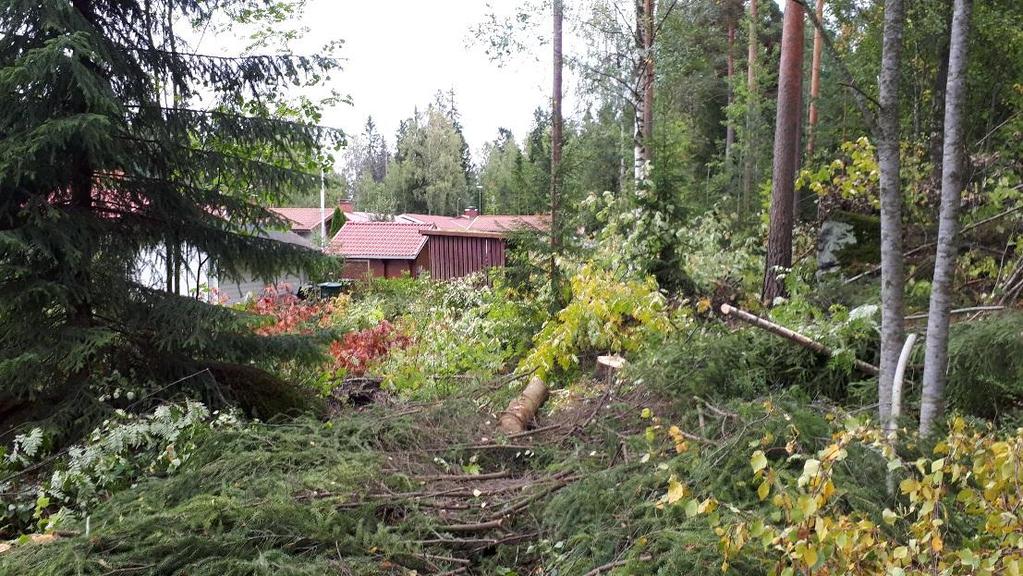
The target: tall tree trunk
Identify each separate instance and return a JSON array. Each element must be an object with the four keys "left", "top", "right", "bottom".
[
  {"left": 642, "top": 0, "right": 654, "bottom": 147},
  {"left": 762, "top": 0, "right": 804, "bottom": 303},
  {"left": 928, "top": 6, "right": 953, "bottom": 188},
  {"left": 725, "top": 20, "right": 736, "bottom": 162},
  {"left": 166, "top": 239, "right": 174, "bottom": 293},
  {"left": 792, "top": 66, "right": 804, "bottom": 219},
  {"left": 805, "top": 0, "right": 824, "bottom": 157},
  {"left": 920, "top": 0, "right": 972, "bottom": 437},
  {"left": 550, "top": 0, "right": 563, "bottom": 297},
  {"left": 877, "top": 0, "right": 907, "bottom": 424},
  {"left": 632, "top": 0, "right": 655, "bottom": 182},
  {"left": 742, "top": 0, "right": 759, "bottom": 214}
]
